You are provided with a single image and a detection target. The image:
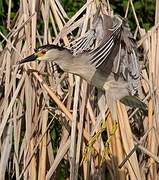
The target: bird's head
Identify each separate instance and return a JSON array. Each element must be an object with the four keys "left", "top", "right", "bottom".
[{"left": 17, "top": 44, "right": 66, "bottom": 64}]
